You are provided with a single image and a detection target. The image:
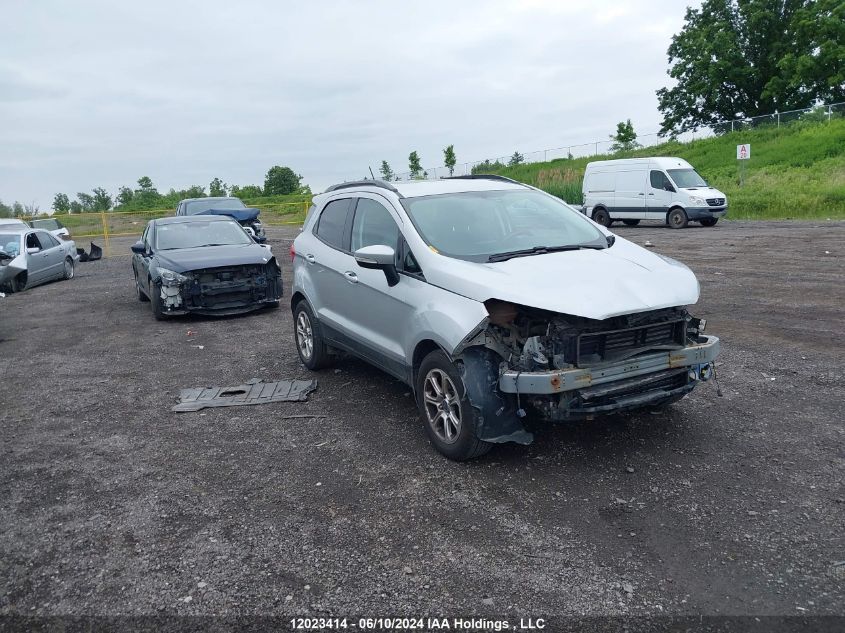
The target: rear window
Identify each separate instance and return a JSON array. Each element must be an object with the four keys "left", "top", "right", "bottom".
[
  {"left": 184, "top": 199, "right": 246, "bottom": 214},
  {"left": 315, "top": 199, "right": 351, "bottom": 249}
]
